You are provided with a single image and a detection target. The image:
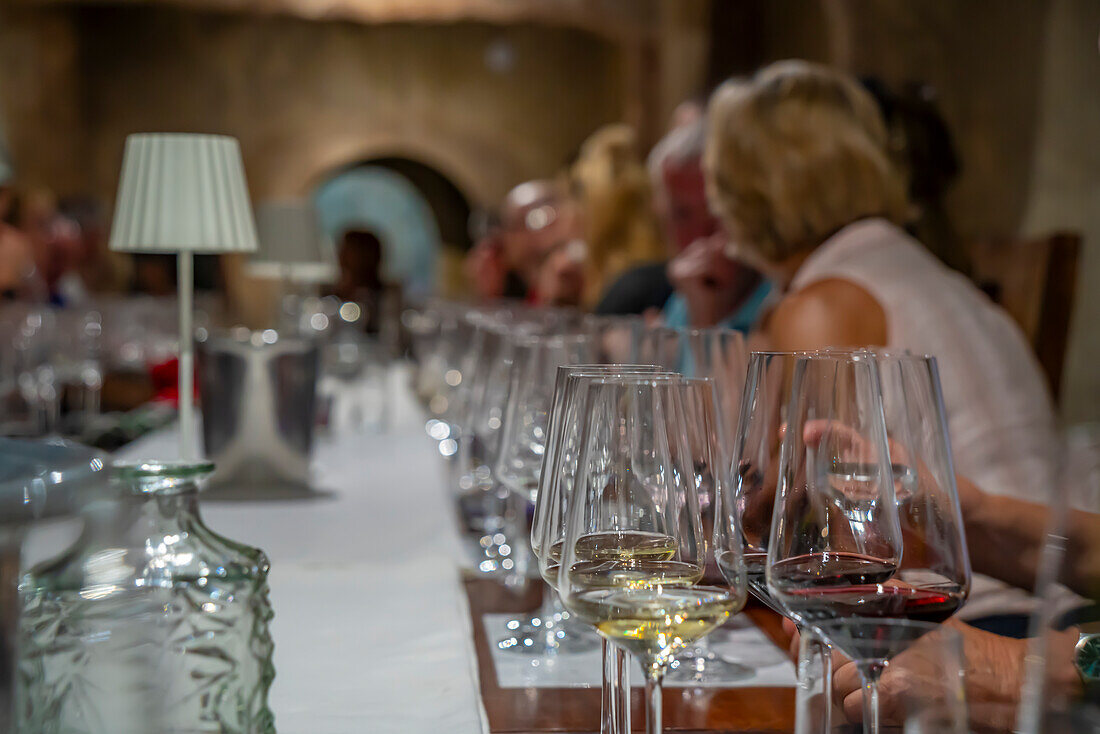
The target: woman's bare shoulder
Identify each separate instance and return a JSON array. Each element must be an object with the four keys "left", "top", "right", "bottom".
[{"left": 766, "top": 277, "right": 887, "bottom": 352}]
